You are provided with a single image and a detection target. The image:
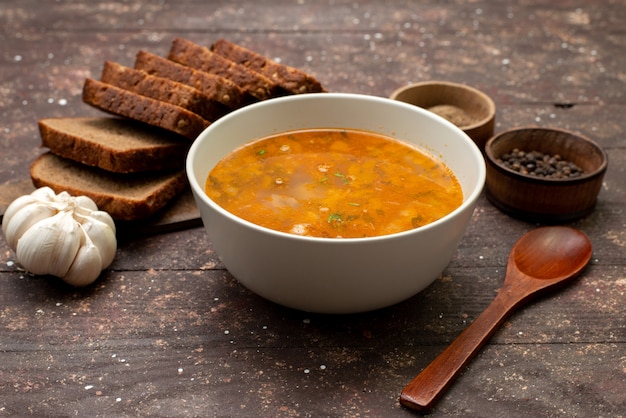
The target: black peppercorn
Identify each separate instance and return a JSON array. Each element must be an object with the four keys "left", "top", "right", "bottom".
[{"left": 496, "top": 148, "right": 585, "bottom": 178}]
